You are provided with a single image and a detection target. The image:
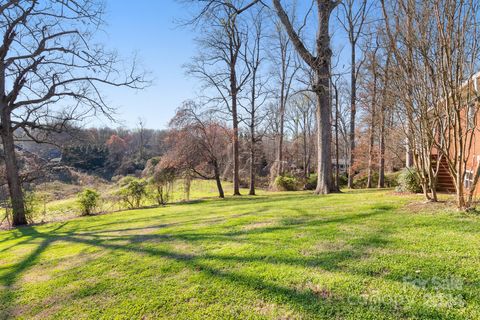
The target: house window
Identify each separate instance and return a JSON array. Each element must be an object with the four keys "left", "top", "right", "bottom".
[{"left": 464, "top": 170, "right": 474, "bottom": 189}]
